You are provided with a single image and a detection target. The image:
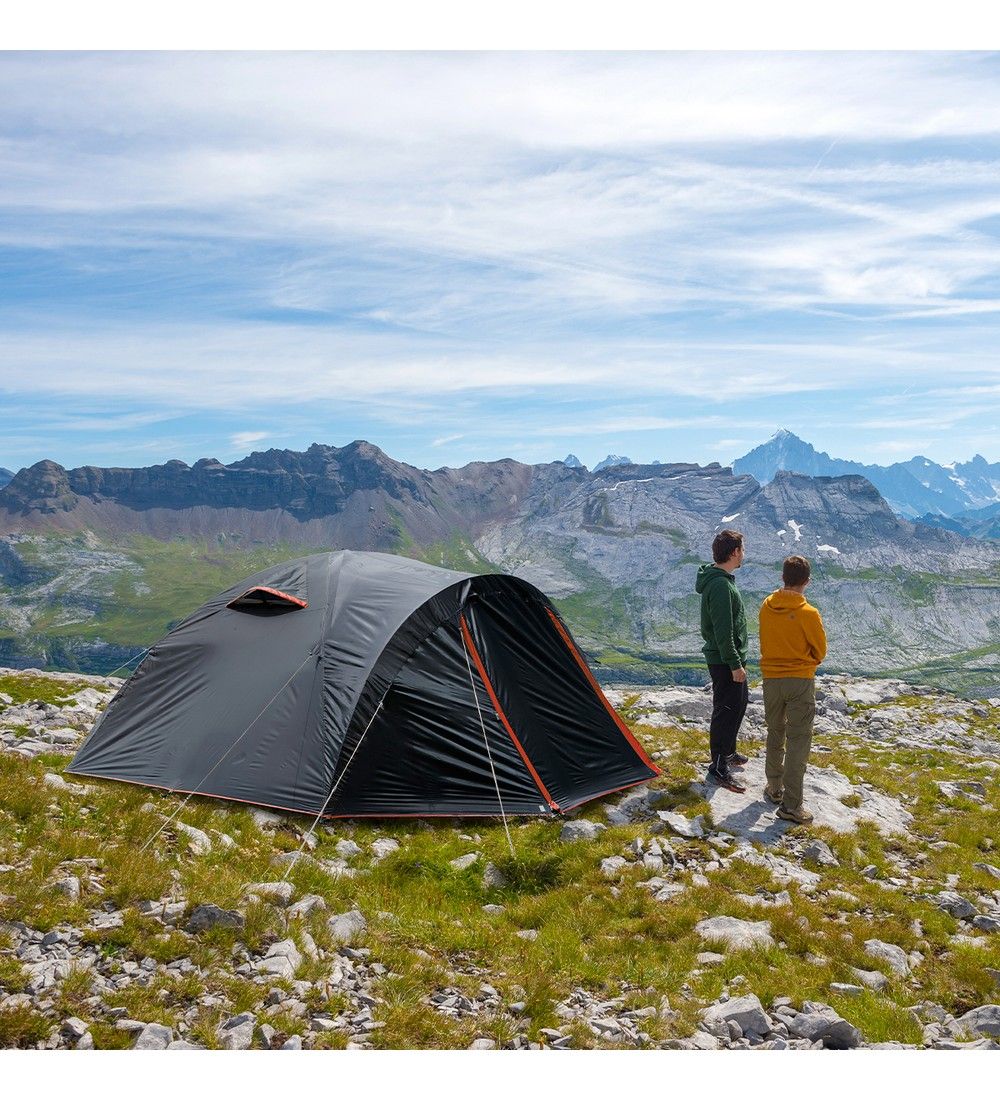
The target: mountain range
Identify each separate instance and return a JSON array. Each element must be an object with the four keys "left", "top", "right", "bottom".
[
  {"left": 571, "top": 431, "right": 1000, "bottom": 526},
  {"left": 731, "top": 430, "right": 1000, "bottom": 521},
  {"left": 1, "top": 440, "right": 998, "bottom": 695}
]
